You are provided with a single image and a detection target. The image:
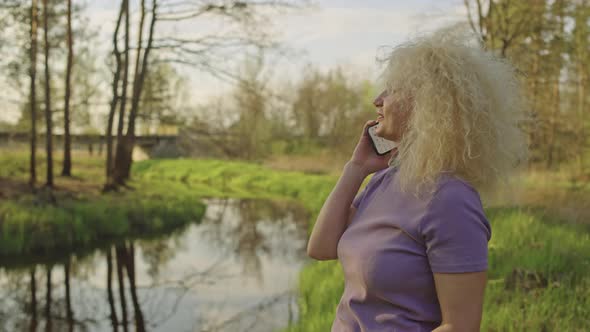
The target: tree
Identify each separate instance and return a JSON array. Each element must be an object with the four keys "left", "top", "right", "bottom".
[
  {"left": 61, "top": 0, "right": 72, "bottom": 176},
  {"left": 292, "top": 67, "right": 322, "bottom": 140},
  {"left": 544, "top": 0, "right": 567, "bottom": 169},
  {"left": 111, "top": 0, "right": 131, "bottom": 185},
  {"left": 463, "top": 0, "right": 590, "bottom": 173},
  {"left": 570, "top": 0, "right": 590, "bottom": 175},
  {"left": 464, "top": 0, "right": 537, "bottom": 57},
  {"left": 2, "top": 0, "right": 96, "bottom": 190},
  {"left": 230, "top": 52, "right": 272, "bottom": 160},
  {"left": 3, "top": 0, "right": 98, "bottom": 141},
  {"left": 111, "top": 0, "right": 158, "bottom": 186},
  {"left": 105, "top": 0, "right": 126, "bottom": 187},
  {"left": 122, "top": 0, "right": 157, "bottom": 179},
  {"left": 291, "top": 66, "right": 372, "bottom": 150},
  {"left": 42, "top": 0, "right": 53, "bottom": 187},
  {"left": 29, "top": 0, "right": 38, "bottom": 187},
  {"left": 136, "top": 61, "right": 188, "bottom": 135},
  {"left": 102, "top": 0, "right": 308, "bottom": 188}
]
